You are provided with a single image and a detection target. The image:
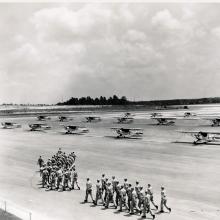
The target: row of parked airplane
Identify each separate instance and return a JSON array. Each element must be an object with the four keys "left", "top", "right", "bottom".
[
  {"left": 1, "top": 112, "right": 220, "bottom": 145},
  {"left": 38, "top": 112, "right": 220, "bottom": 126}
]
